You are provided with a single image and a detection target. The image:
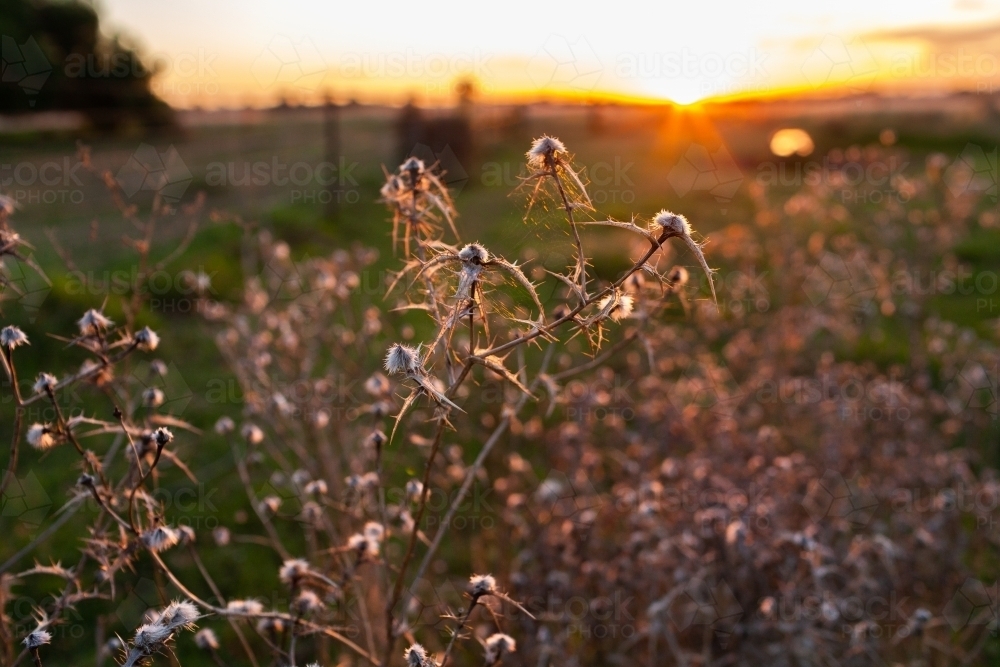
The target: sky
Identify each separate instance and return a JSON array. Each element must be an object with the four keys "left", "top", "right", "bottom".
[{"left": 93, "top": 0, "right": 1000, "bottom": 108}]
